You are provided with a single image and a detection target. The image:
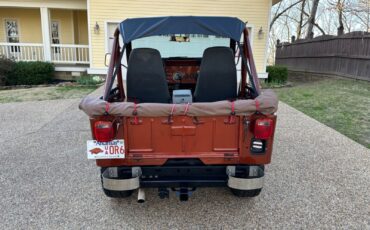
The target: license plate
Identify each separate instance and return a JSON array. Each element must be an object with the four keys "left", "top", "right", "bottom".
[{"left": 87, "top": 139, "right": 125, "bottom": 159}]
